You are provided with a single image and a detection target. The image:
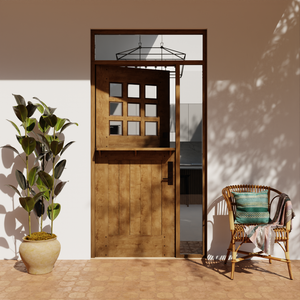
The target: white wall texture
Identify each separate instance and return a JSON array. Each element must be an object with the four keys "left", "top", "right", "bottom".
[{"left": 0, "top": 0, "right": 299, "bottom": 260}]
